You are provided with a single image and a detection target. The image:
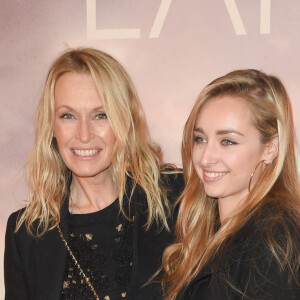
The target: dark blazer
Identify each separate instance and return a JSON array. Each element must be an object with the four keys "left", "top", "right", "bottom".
[
  {"left": 5, "top": 173, "right": 184, "bottom": 300},
  {"left": 181, "top": 208, "right": 300, "bottom": 300}
]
